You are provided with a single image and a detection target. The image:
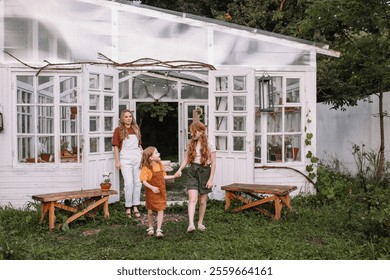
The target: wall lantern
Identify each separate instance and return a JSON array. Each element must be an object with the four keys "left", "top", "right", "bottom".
[
  {"left": 258, "top": 73, "right": 275, "bottom": 112},
  {"left": 0, "top": 104, "right": 4, "bottom": 132}
]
